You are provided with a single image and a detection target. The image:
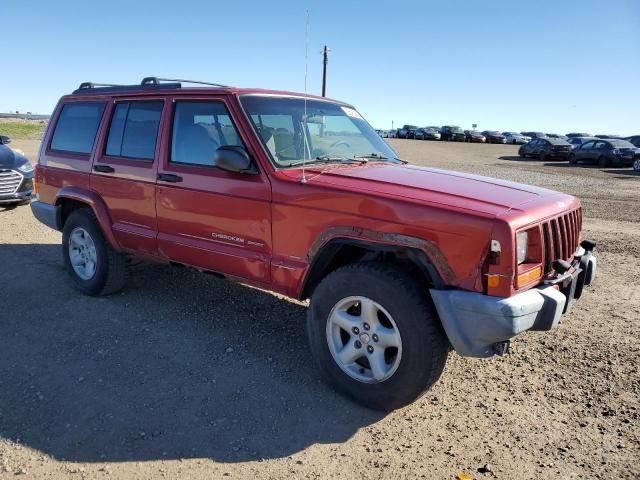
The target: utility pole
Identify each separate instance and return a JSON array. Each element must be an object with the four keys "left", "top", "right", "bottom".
[{"left": 321, "top": 45, "right": 330, "bottom": 97}]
